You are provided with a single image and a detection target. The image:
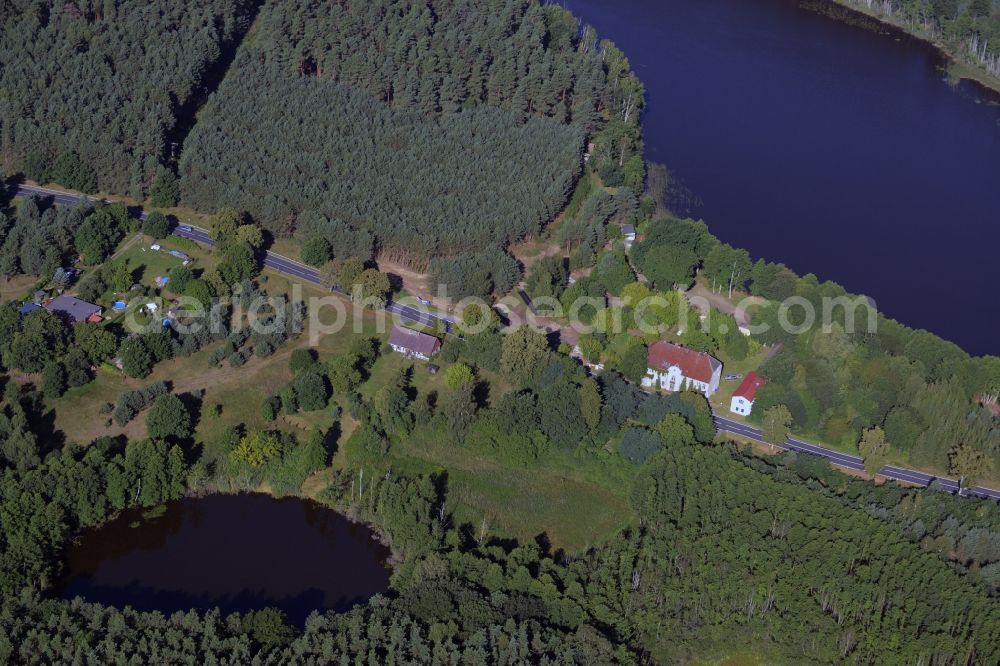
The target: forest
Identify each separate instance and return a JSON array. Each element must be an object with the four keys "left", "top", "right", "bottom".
[
  {"left": 2, "top": 0, "right": 1000, "bottom": 662},
  {"left": 0, "top": 0, "right": 259, "bottom": 197},
  {"left": 179, "top": 0, "right": 644, "bottom": 271},
  {"left": 1, "top": 188, "right": 998, "bottom": 662},
  {"left": 5, "top": 350, "right": 1000, "bottom": 663},
  {"left": 745, "top": 252, "right": 1000, "bottom": 481}
]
